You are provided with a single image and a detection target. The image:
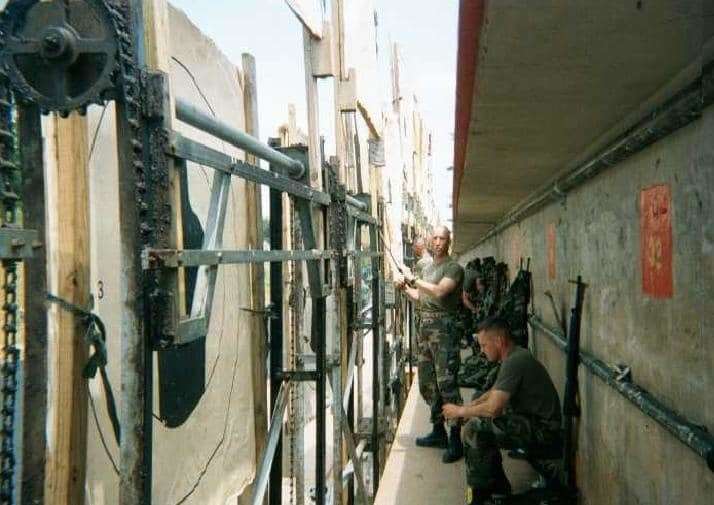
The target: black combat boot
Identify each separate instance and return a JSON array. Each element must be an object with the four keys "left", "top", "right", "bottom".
[
  {"left": 465, "top": 486, "right": 495, "bottom": 505},
  {"left": 415, "top": 422, "right": 448, "bottom": 448},
  {"left": 442, "top": 425, "right": 464, "bottom": 463},
  {"left": 492, "top": 466, "right": 512, "bottom": 496}
]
